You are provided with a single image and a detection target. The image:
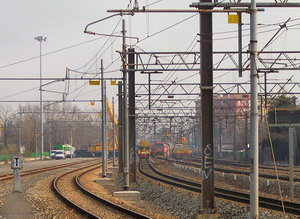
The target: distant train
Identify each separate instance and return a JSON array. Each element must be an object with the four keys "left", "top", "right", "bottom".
[
  {"left": 172, "top": 143, "right": 192, "bottom": 159},
  {"left": 151, "top": 141, "right": 170, "bottom": 158},
  {"left": 137, "top": 140, "right": 151, "bottom": 159}
]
